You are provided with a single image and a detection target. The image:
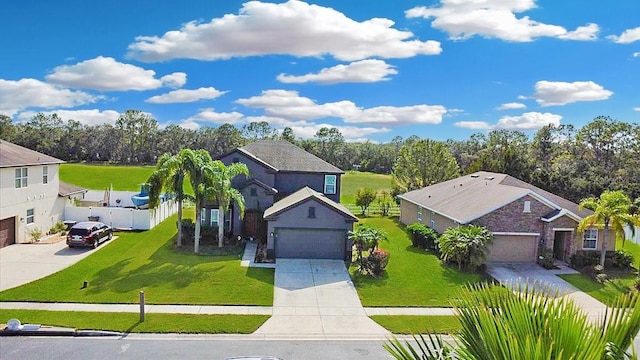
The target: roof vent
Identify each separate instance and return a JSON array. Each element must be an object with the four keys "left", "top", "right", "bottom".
[
  {"left": 485, "top": 176, "right": 495, "bottom": 180},
  {"left": 470, "top": 174, "right": 479, "bottom": 178}
]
